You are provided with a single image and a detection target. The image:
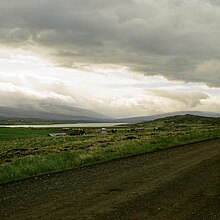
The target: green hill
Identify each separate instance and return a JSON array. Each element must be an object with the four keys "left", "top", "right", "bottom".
[{"left": 153, "top": 114, "right": 220, "bottom": 125}]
